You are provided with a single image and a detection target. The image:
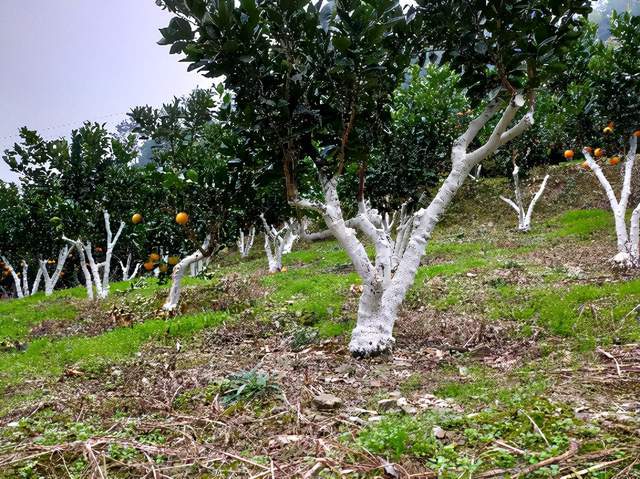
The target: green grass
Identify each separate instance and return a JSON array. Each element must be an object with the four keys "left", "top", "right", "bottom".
[
  {"left": 546, "top": 209, "right": 613, "bottom": 239},
  {"left": 355, "top": 375, "right": 626, "bottom": 477},
  {"left": 492, "top": 279, "right": 640, "bottom": 349},
  {"left": 0, "top": 290, "right": 84, "bottom": 342},
  {"left": 0, "top": 311, "right": 228, "bottom": 396}
]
